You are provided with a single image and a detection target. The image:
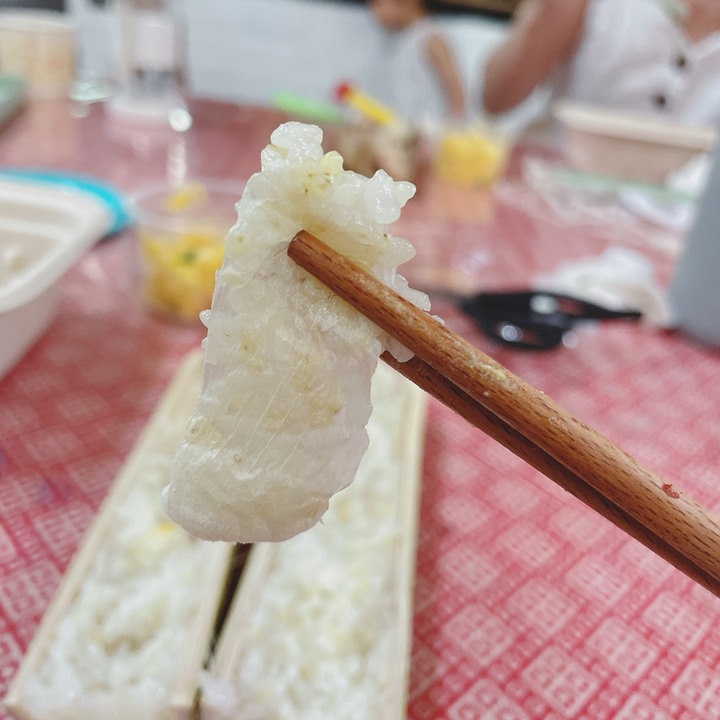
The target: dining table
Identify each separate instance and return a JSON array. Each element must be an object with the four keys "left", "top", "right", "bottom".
[{"left": 1, "top": 97, "right": 720, "bottom": 720}]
